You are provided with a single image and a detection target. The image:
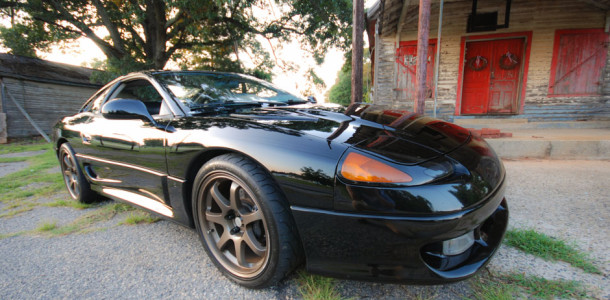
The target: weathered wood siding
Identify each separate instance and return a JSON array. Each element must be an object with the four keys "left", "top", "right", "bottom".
[
  {"left": 1, "top": 77, "right": 97, "bottom": 138},
  {"left": 373, "top": 0, "right": 610, "bottom": 120}
]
